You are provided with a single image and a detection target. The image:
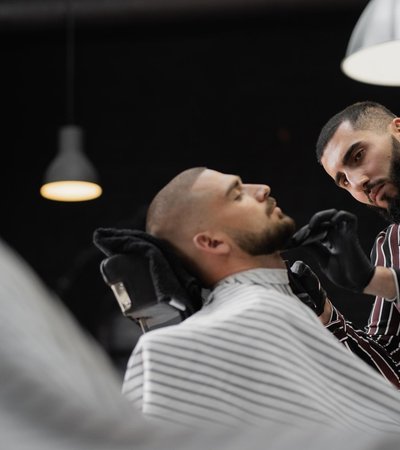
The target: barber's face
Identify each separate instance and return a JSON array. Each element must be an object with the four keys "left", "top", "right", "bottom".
[
  {"left": 369, "top": 142, "right": 400, "bottom": 223},
  {"left": 193, "top": 169, "right": 295, "bottom": 254},
  {"left": 321, "top": 120, "right": 400, "bottom": 213}
]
